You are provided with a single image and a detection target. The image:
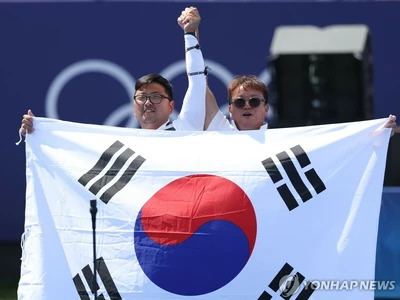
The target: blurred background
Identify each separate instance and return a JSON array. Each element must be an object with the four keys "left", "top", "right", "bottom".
[{"left": 1, "top": 0, "right": 399, "bottom": 299}]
